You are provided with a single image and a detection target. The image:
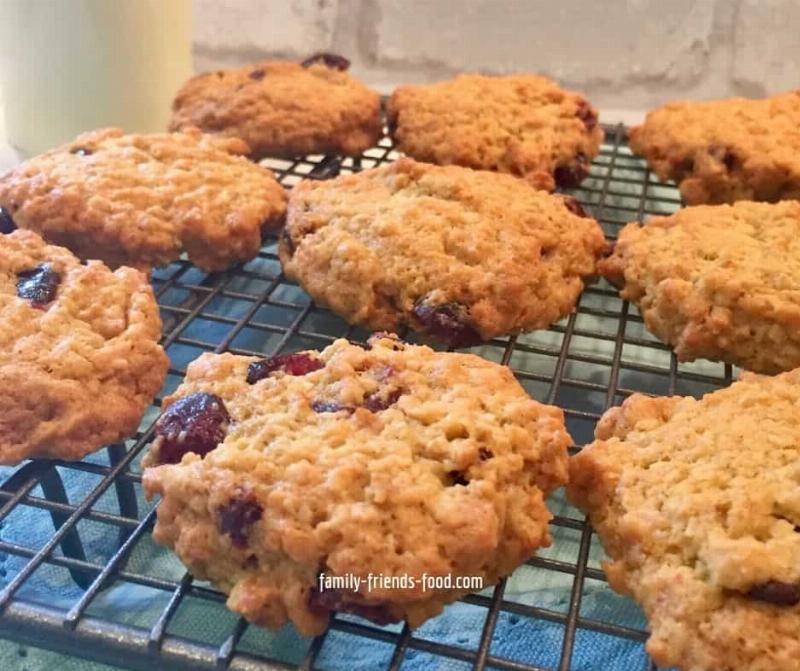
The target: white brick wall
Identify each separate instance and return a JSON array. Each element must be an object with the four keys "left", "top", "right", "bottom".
[
  {"left": 733, "top": 0, "right": 800, "bottom": 94},
  {"left": 194, "top": 0, "right": 337, "bottom": 58},
  {"left": 192, "top": 0, "right": 800, "bottom": 122}
]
